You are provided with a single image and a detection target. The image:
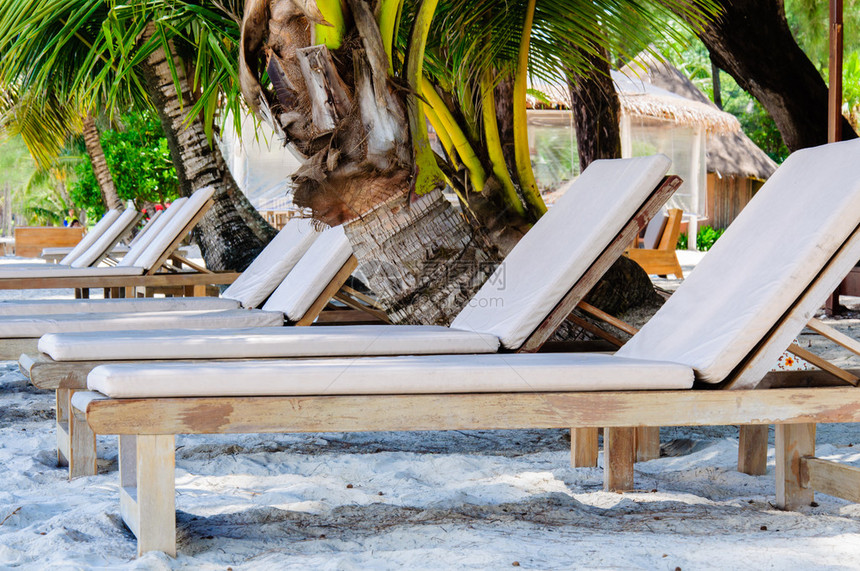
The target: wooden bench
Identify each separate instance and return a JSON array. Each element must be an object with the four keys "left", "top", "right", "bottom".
[{"left": 14, "top": 227, "right": 85, "bottom": 258}]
